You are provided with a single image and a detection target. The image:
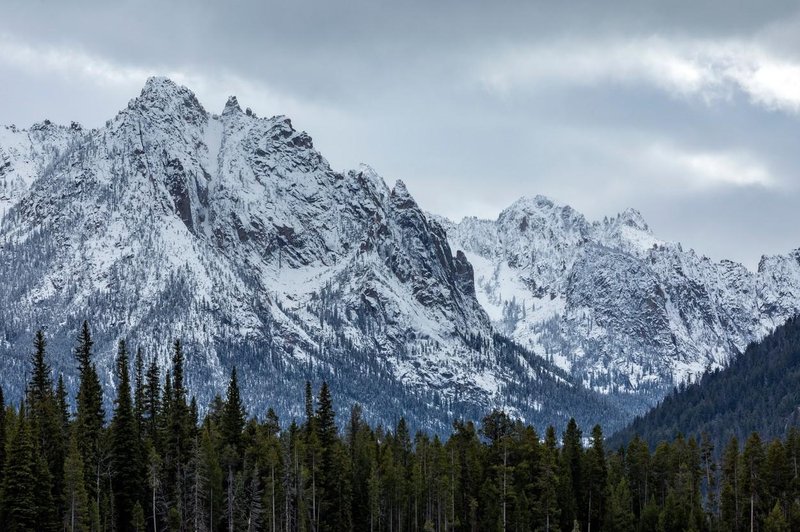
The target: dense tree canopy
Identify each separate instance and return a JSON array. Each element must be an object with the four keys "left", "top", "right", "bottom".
[
  {"left": 610, "top": 316, "right": 800, "bottom": 452},
  {"left": 0, "top": 324, "right": 799, "bottom": 531}
]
